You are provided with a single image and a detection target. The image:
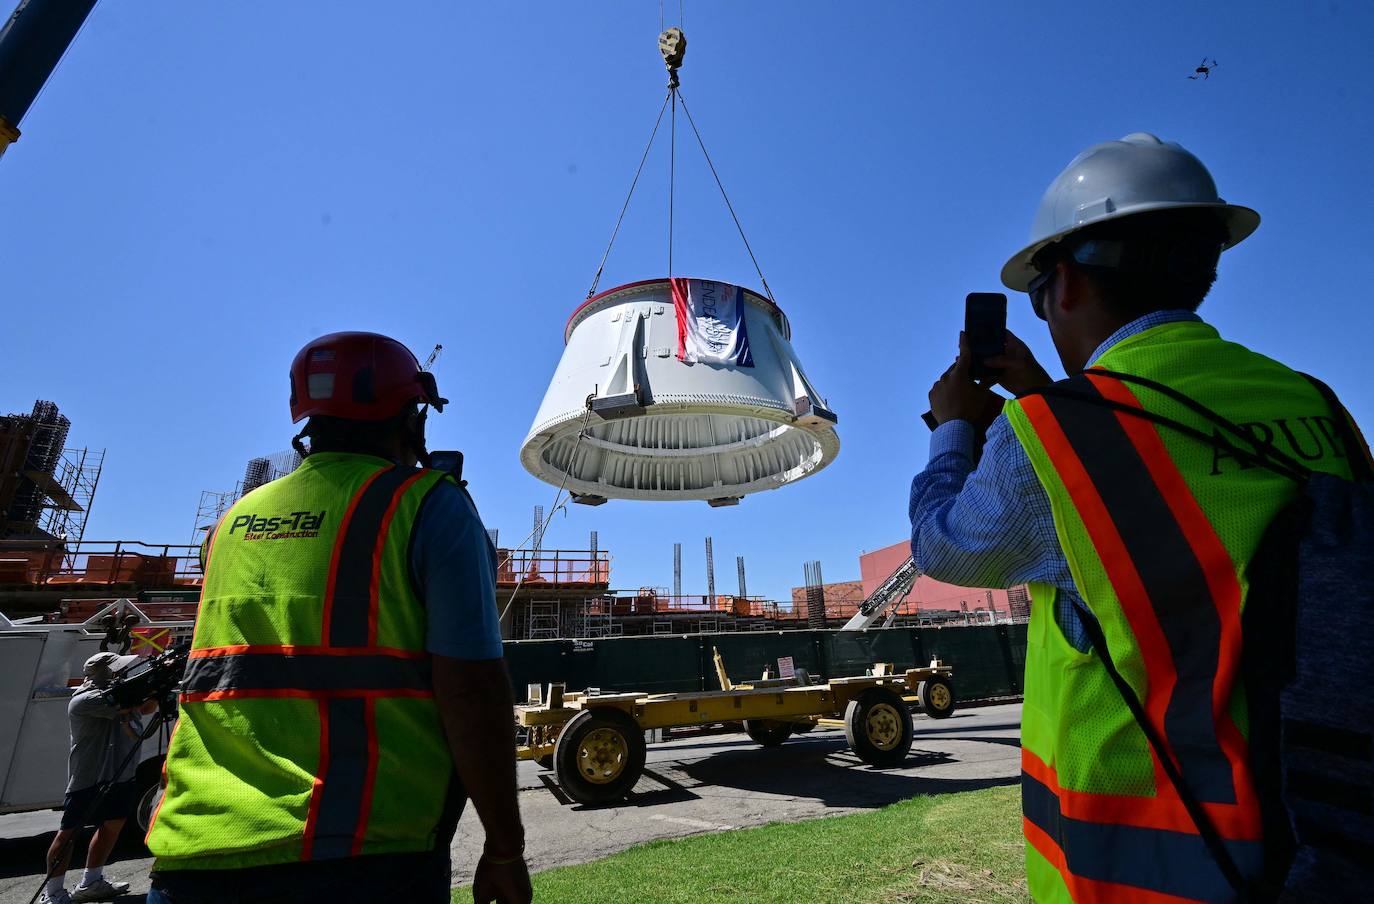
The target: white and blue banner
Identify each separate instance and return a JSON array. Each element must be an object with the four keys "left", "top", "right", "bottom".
[{"left": 672, "top": 278, "right": 754, "bottom": 367}]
